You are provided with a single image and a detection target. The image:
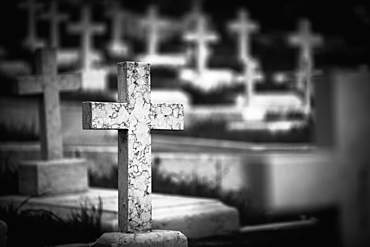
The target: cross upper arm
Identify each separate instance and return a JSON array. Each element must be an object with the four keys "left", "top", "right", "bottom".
[
  {"left": 16, "top": 75, "right": 44, "bottom": 95},
  {"left": 150, "top": 103, "right": 184, "bottom": 130}
]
